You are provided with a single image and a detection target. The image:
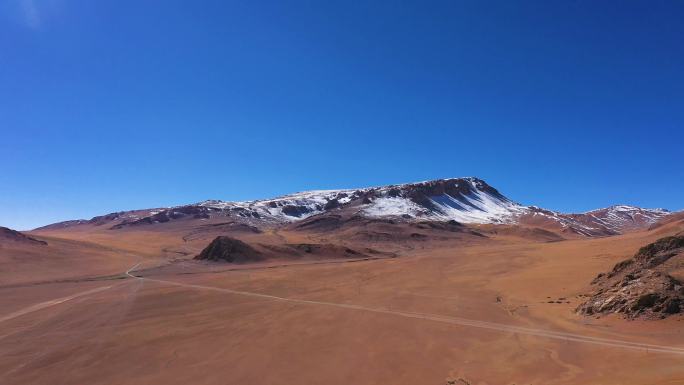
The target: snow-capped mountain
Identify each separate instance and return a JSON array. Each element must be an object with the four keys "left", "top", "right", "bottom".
[
  {"left": 34, "top": 177, "right": 673, "bottom": 236},
  {"left": 517, "top": 205, "right": 670, "bottom": 237},
  {"left": 198, "top": 177, "right": 525, "bottom": 223},
  {"left": 578, "top": 205, "right": 671, "bottom": 233},
  {"left": 359, "top": 177, "right": 529, "bottom": 223}
]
